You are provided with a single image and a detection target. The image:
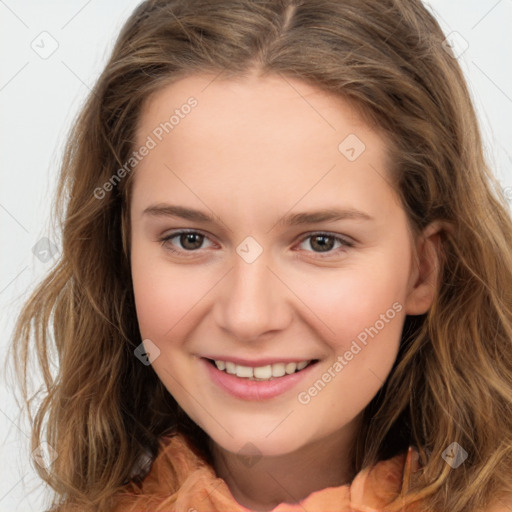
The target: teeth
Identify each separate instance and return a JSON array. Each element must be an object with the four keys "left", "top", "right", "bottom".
[
  {"left": 225, "top": 361, "right": 236, "bottom": 375},
  {"left": 254, "top": 365, "right": 272, "bottom": 379},
  {"left": 285, "top": 362, "right": 297, "bottom": 374},
  {"left": 272, "top": 363, "right": 286, "bottom": 377},
  {"left": 213, "top": 359, "right": 312, "bottom": 380},
  {"left": 236, "top": 365, "right": 254, "bottom": 378},
  {"left": 215, "top": 360, "right": 226, "bottom": 371}
]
